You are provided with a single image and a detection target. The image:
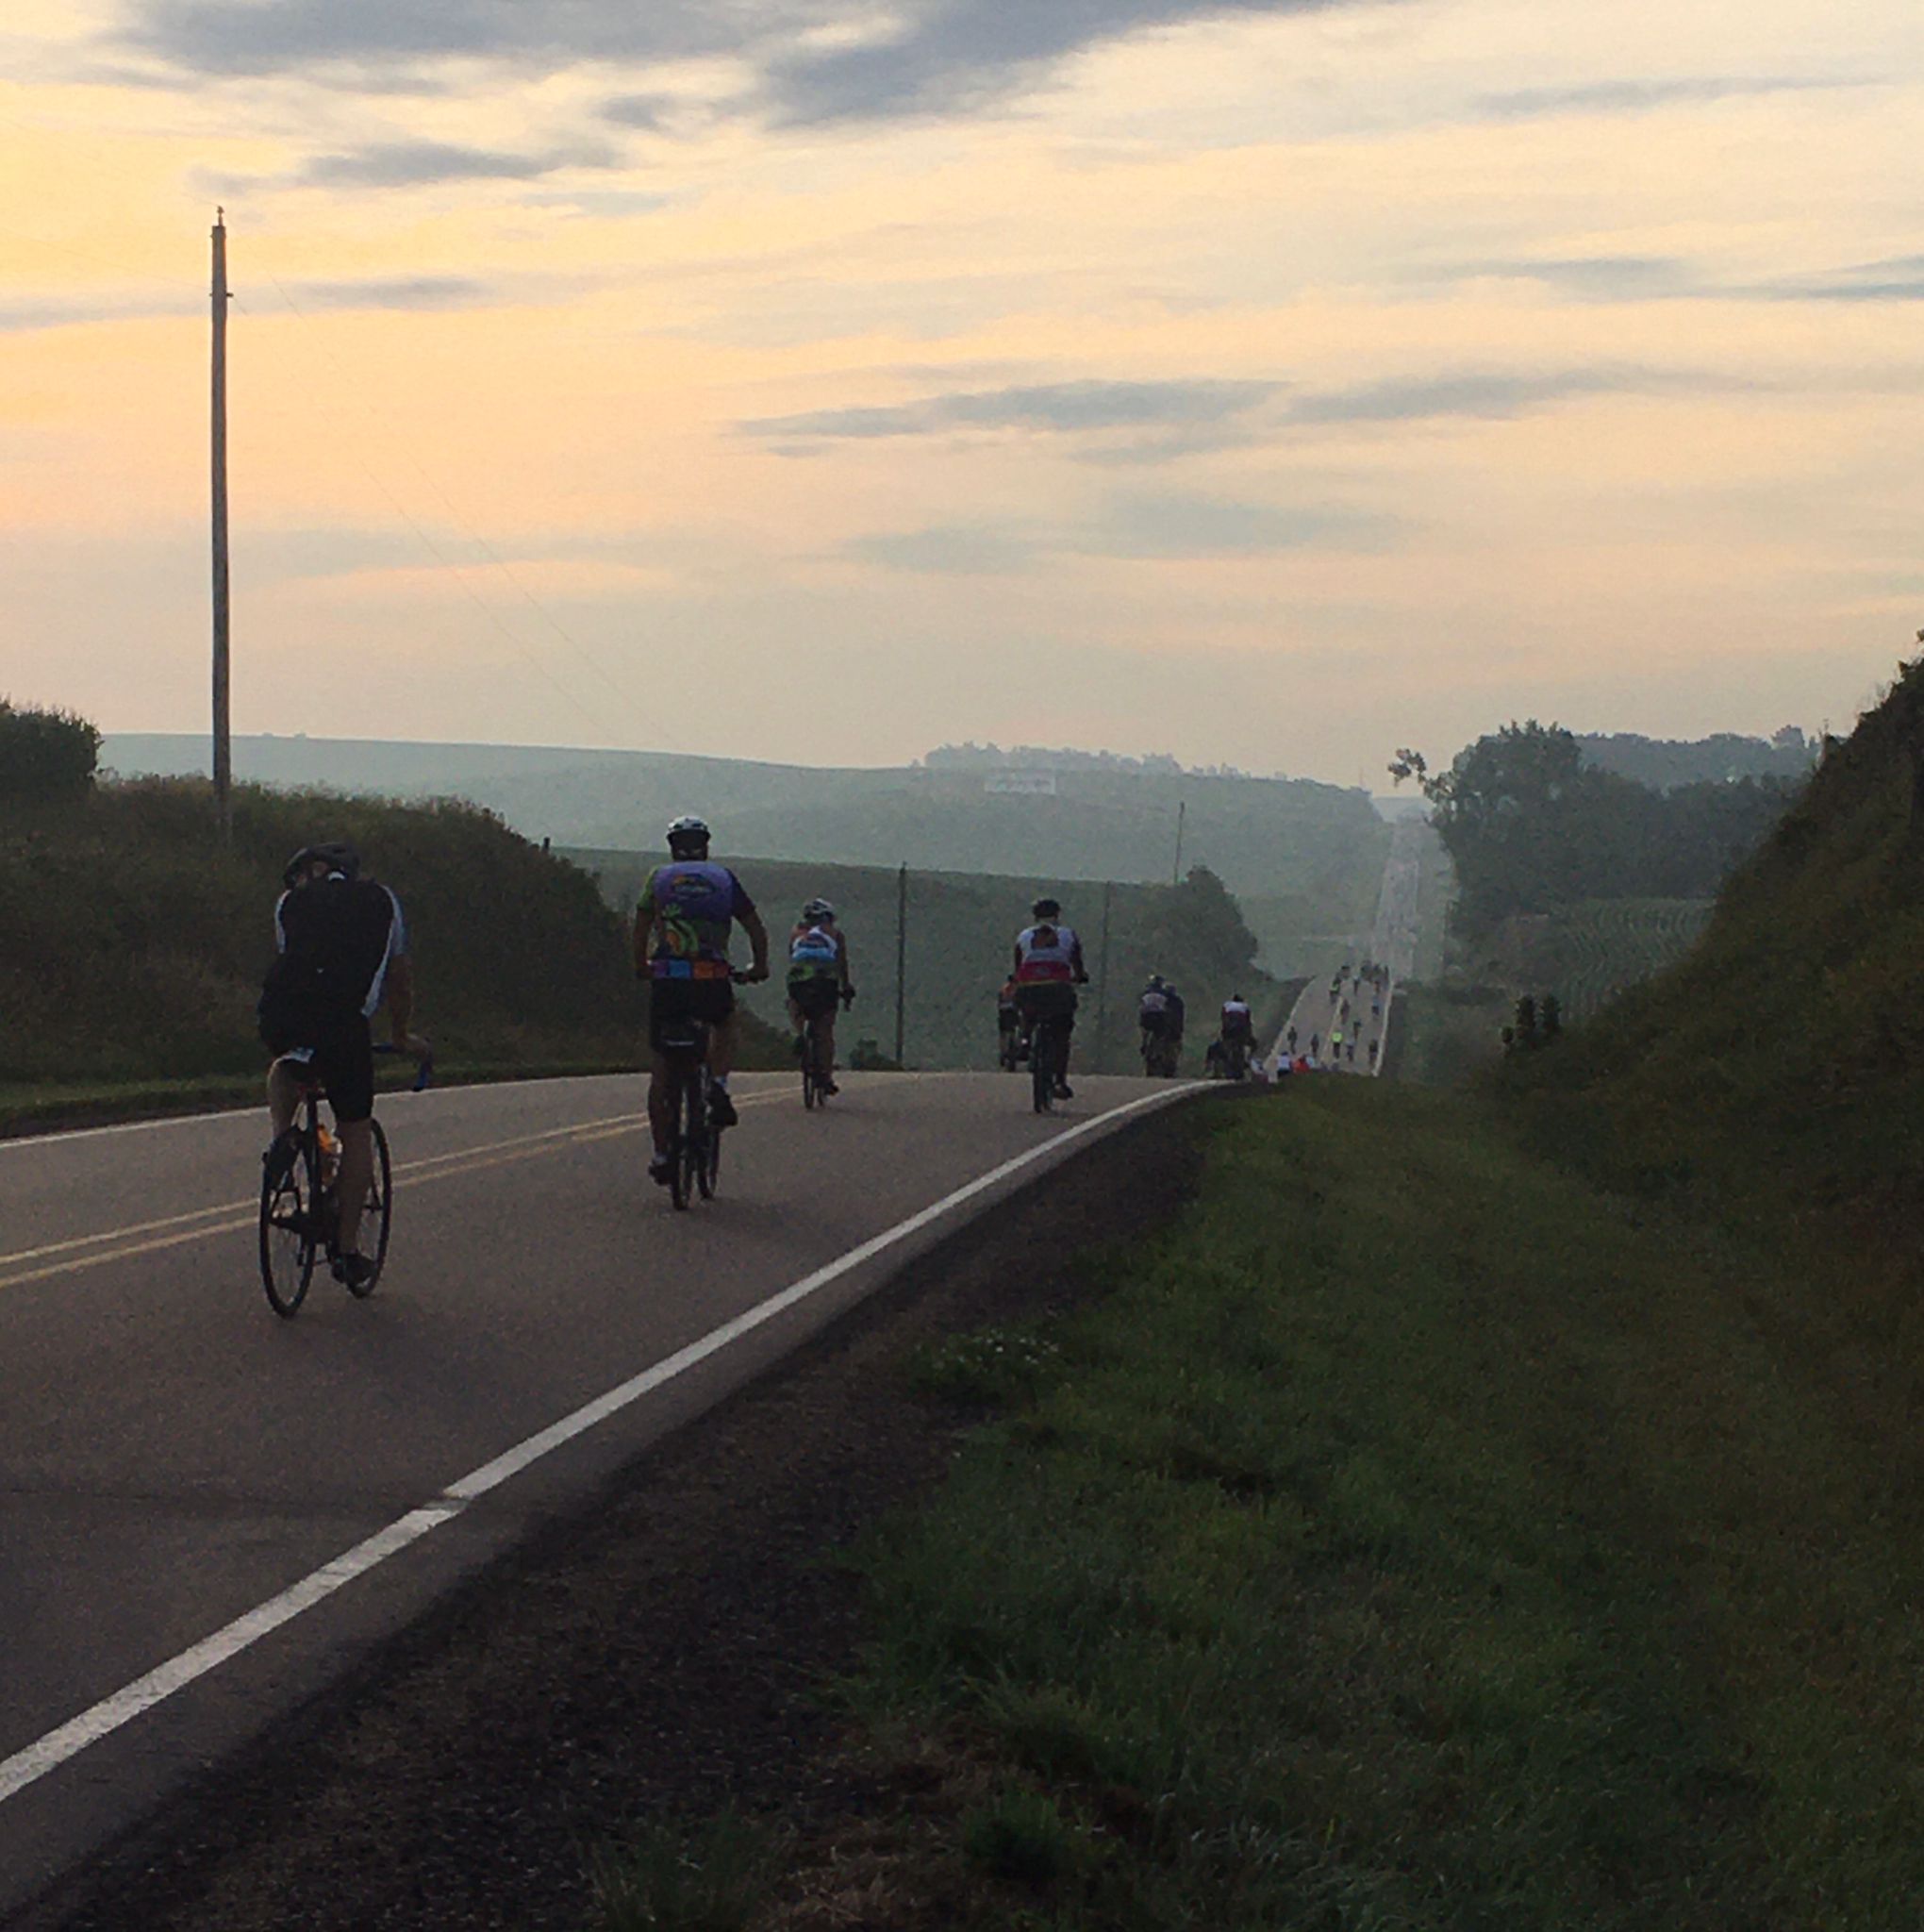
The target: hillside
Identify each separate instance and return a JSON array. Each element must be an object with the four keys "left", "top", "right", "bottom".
[
  {"left": 1511, "top": 658, "right": 1924, "bottom": 1284},
  {"left": 1578, "top": 727, "right": 1816, "bottom": 791},
  {"left": 570, "top": 848, "right": 1281, "bottom": 1073},
  {"left": 0, "top": 779, "right": 779, "bottom": 1105},
  {"left": 105, "top": 735, "right": 1387, "bottom": 974}
]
